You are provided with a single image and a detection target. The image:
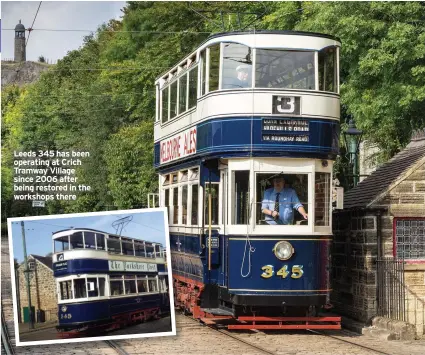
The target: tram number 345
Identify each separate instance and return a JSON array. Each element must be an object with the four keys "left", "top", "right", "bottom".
[{"left": 261, "top": 265, "right": 304, "bottom": 279}]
